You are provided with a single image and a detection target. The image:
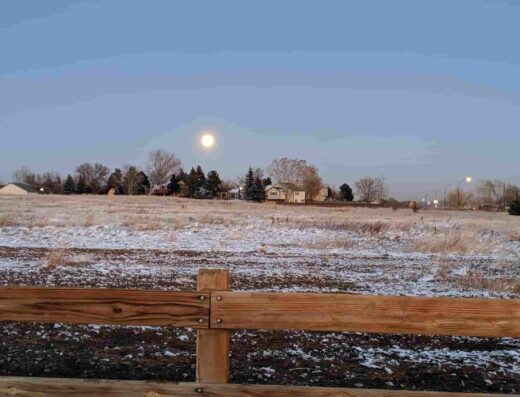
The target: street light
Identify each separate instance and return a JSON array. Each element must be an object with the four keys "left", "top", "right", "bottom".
[
  {"left": 457, "top": 176, "right": 473, "bottom": 208},
  {"left": 444, "top": 177, "right": 472, "bottom": 209}
]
